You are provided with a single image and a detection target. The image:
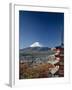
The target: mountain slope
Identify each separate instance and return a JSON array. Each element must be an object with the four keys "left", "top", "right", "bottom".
[{"left": 20, "top": 47, "right": 51, "bottom": 53}]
